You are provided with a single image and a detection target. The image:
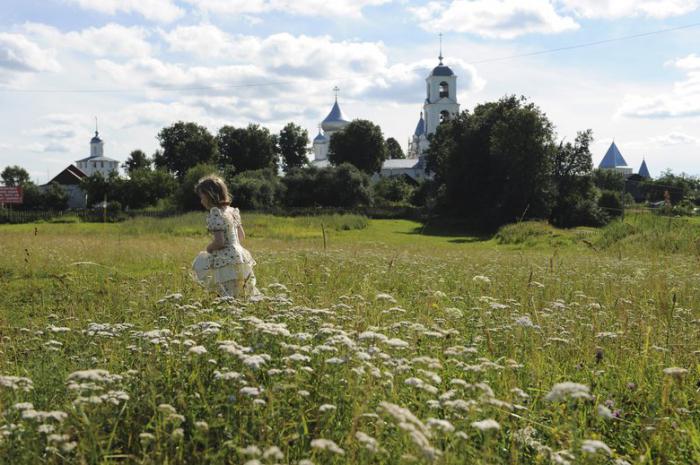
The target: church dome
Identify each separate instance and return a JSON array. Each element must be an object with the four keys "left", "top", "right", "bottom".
[
  {"left": 90, "top": 131, "right": 102, "bottom": 144},
  {"left": 414, "top": 113, "right": 426, "bottom": 136},
  {"left": 313, "top": 131, "right": 327, "bottom": 144},
  {"left": 321, "top": 100, "right": 349, "bottom": 132},
  {"left": 430, "top": 64, "right": 454, "bottom": 77}
]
